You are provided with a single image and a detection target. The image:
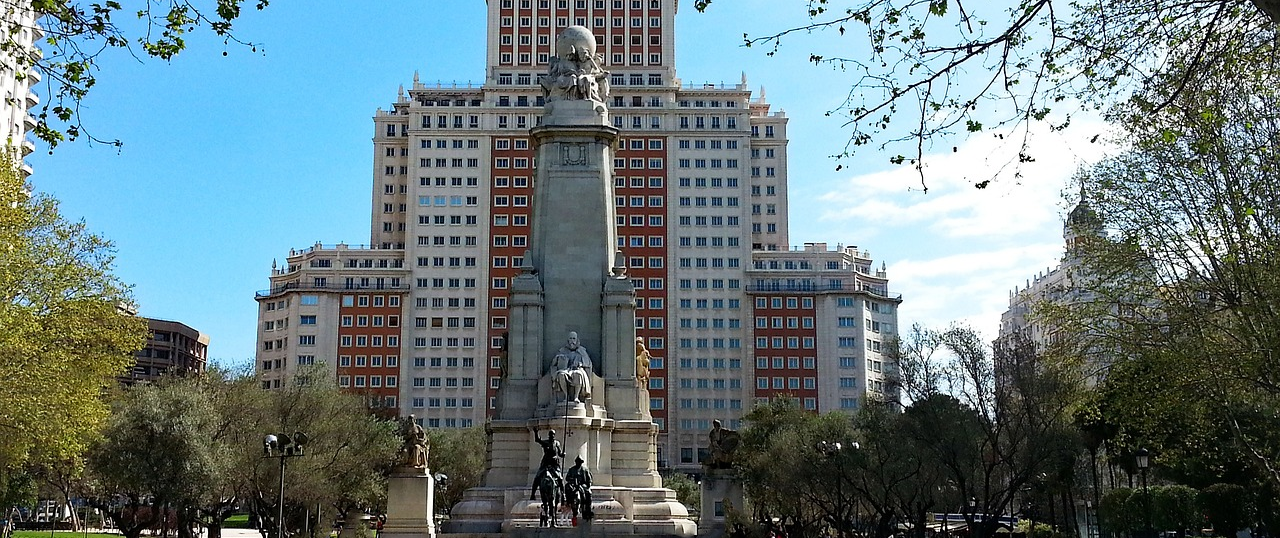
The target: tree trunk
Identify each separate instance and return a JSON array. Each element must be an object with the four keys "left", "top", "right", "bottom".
[{"left": 176, "top": 507, "right": 195, "bottom": 538}]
